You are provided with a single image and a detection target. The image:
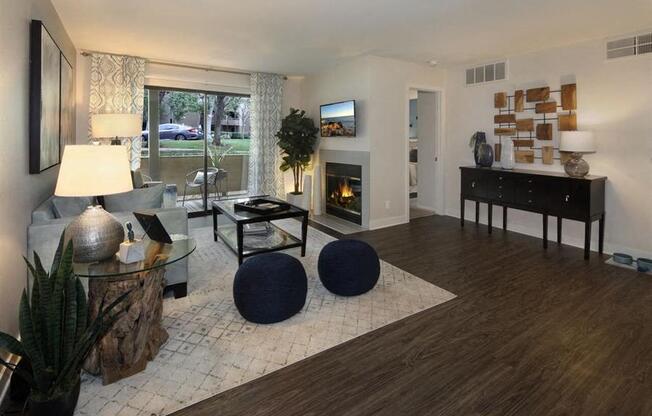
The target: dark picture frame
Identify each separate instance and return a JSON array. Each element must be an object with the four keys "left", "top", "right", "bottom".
[{"left": 29, "top": 20, "right": 74, "bottom": 174}]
